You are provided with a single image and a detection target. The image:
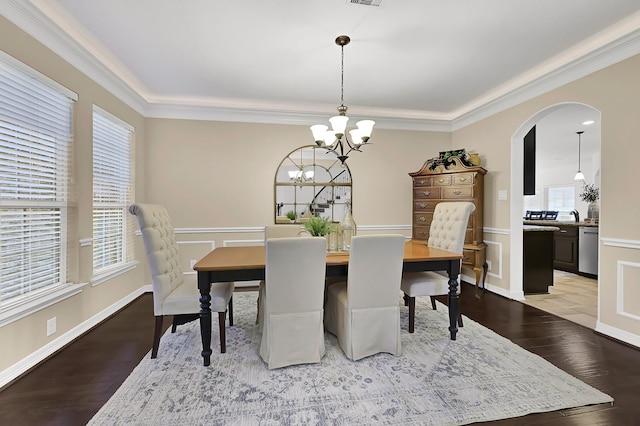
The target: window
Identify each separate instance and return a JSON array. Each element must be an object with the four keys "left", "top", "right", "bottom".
[
  {"left": 523, "top": 188, "right": 542, "bottom": 216},
  {"left": 547, "top": 186, "right": 575, "bottom": 217},
  {"left": 92, "top": 106, "right": 134, "bottom": 283},
  {"left": 0, "top": 53, "right": 77, "bottom": 309}
]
